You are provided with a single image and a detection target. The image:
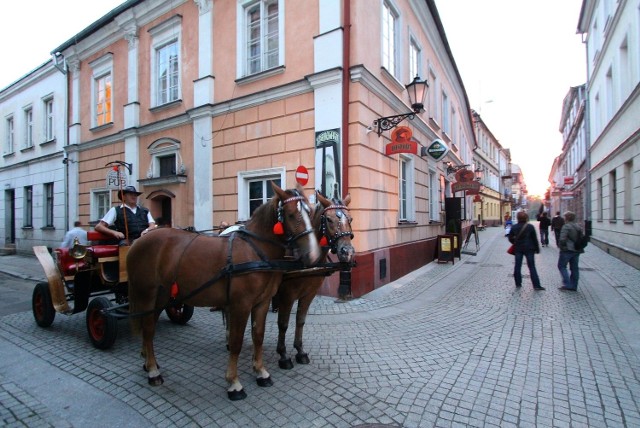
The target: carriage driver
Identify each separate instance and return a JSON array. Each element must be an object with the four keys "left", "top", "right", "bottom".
[{"left": 95, "top": 186, "right": 156, "bottom": 245}]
